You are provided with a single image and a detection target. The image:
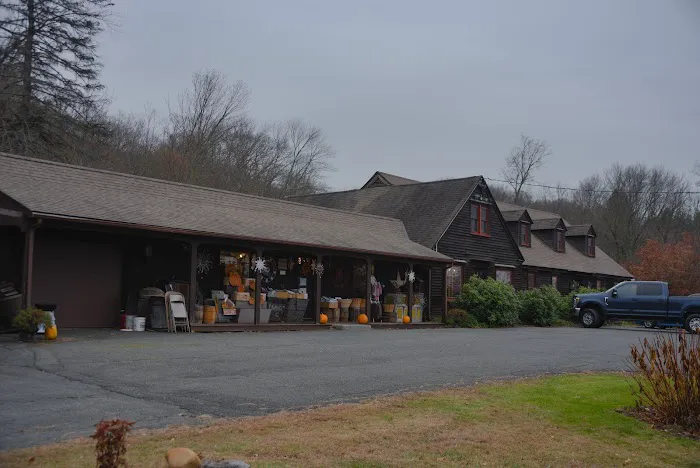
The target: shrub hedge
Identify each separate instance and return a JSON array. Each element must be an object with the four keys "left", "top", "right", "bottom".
[
  {"left": 454, "top": 276, "right": 520, "bottom": 327},
  {"left": 444, "top": 309, "right": 481, "bottom": 328}
]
